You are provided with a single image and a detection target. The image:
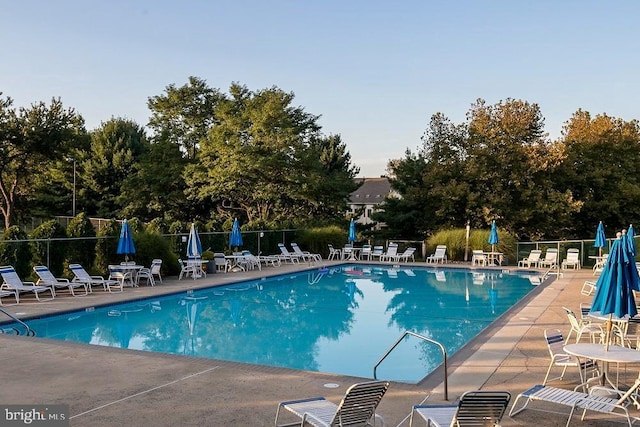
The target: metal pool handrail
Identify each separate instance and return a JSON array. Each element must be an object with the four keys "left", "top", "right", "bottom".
[
  {"left": 0, "top": 308, "right": 35, "bottom": 336},
  {"left": 373, "top": 330, "right": 448, "bottom": 400}
]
